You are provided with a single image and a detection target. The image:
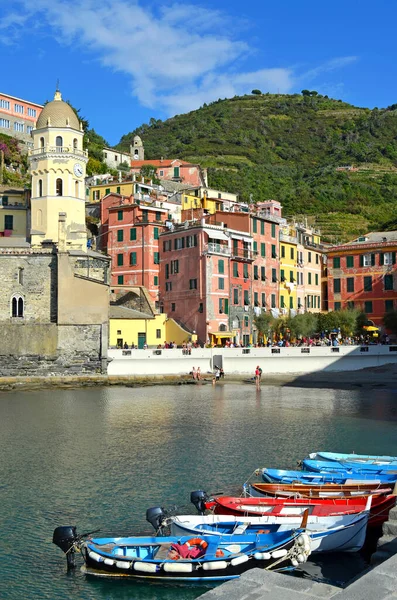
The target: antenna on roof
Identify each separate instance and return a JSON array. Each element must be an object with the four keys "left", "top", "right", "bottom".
[{"left": 56, "top": 78, "right": 60, "bottom": 91}]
